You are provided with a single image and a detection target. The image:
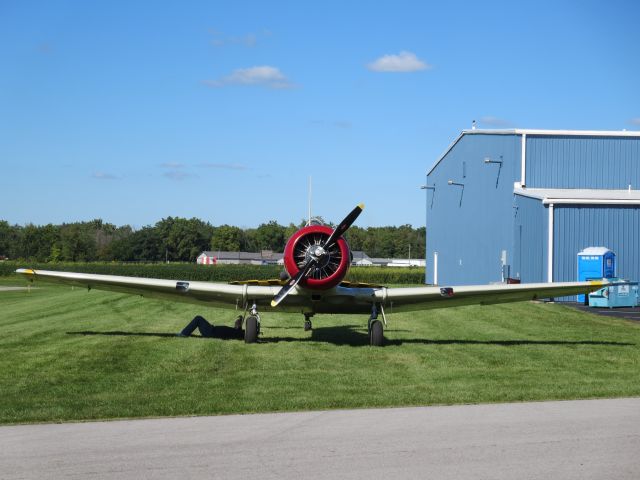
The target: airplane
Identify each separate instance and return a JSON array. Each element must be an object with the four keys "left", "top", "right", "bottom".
[{"left": 16, "top": 203, "right": 610, "bottom": 346}]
